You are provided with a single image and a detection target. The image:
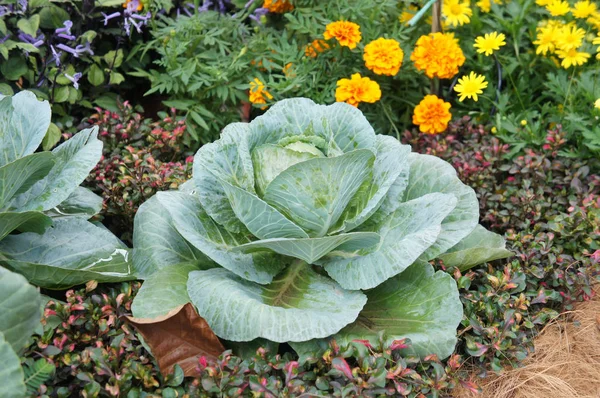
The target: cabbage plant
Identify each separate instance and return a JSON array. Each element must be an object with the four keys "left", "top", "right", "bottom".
[
  {"left": 0, "top": 91, "right": 133, "bottom": 289},
  {"left": 131, "top": 98, "right": 510, "bottom": 359}
]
